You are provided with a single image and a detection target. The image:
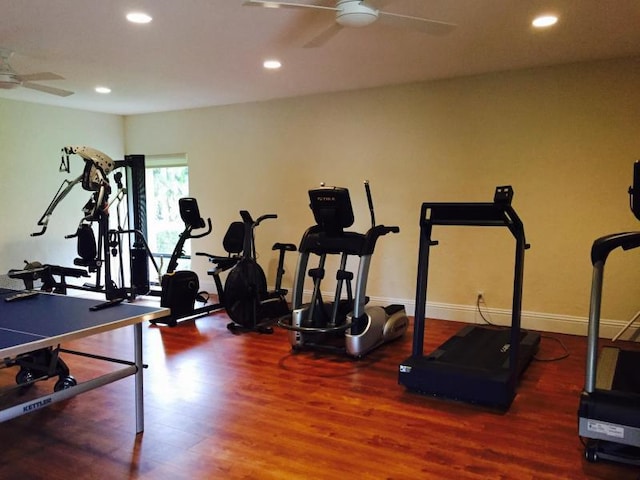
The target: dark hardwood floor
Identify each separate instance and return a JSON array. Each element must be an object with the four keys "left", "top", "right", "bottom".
[{"left": 0, "top": 309, "right": 638, "bottom": 479}]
